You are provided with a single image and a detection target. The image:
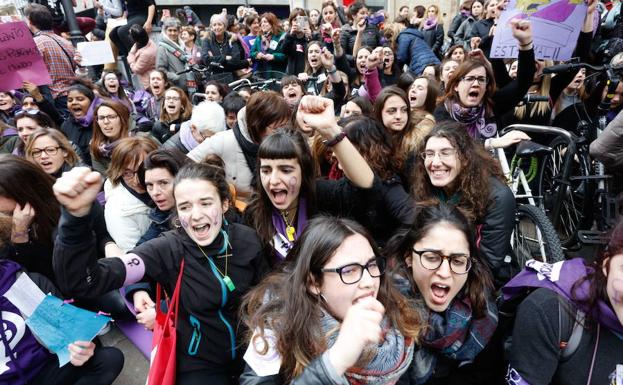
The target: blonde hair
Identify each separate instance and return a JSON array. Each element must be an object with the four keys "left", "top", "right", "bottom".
[
  {"left": 514, "top": 60, "right": 553, "bottom": 120},
  {"left": 25, "top": 128, "right": 80, "bottom": 167}
]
